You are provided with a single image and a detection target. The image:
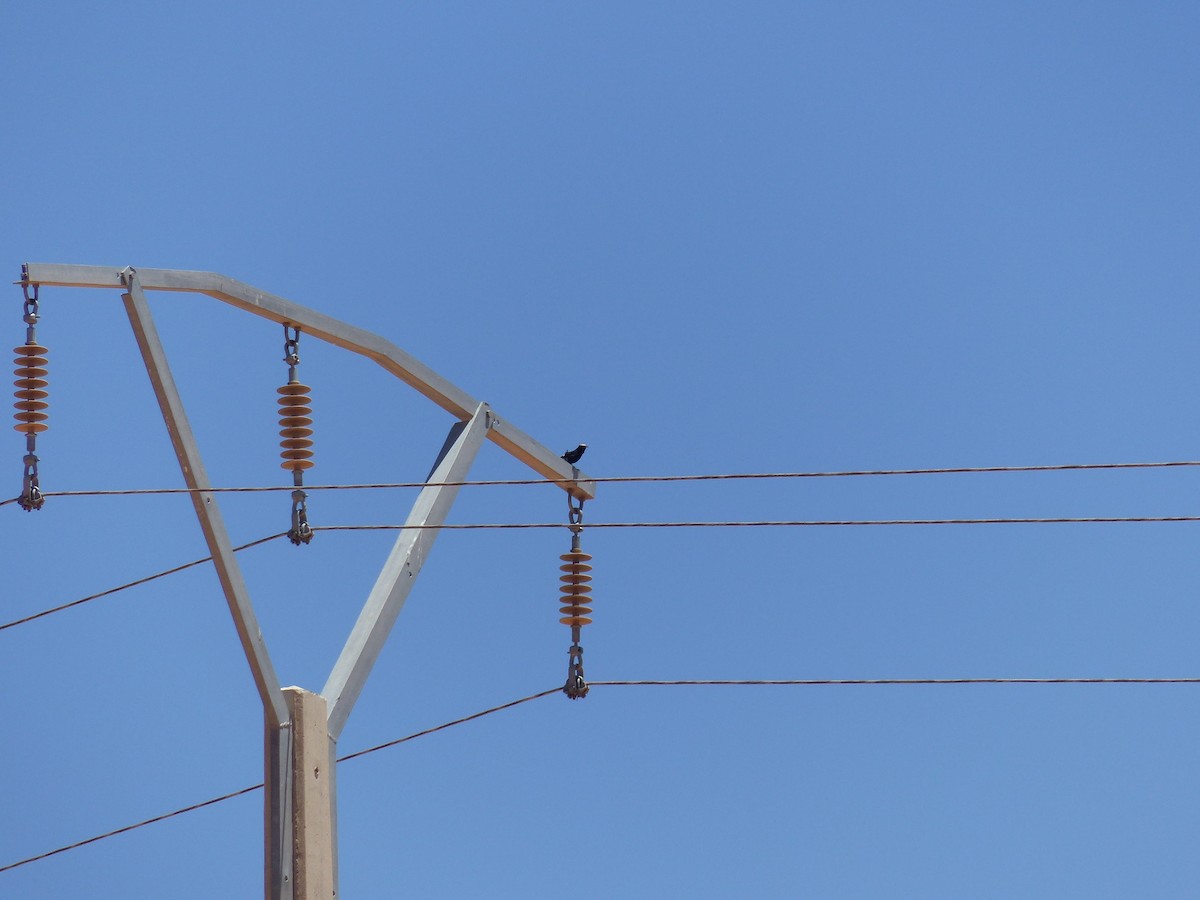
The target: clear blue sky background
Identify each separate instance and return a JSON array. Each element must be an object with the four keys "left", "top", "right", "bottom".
[{"left": 3, "top": 2, "right": 1200, "bottom": 897}]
